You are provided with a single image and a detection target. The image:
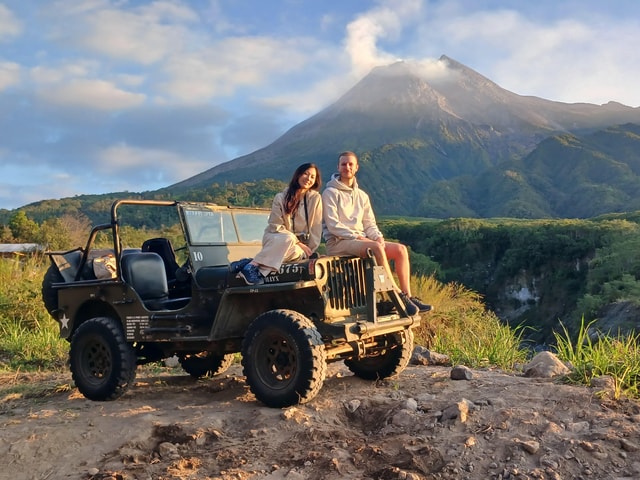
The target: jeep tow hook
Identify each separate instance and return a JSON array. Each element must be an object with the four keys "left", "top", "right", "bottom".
[{"left": 353, "top": 322, "right": 368, "bottom": 334}]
